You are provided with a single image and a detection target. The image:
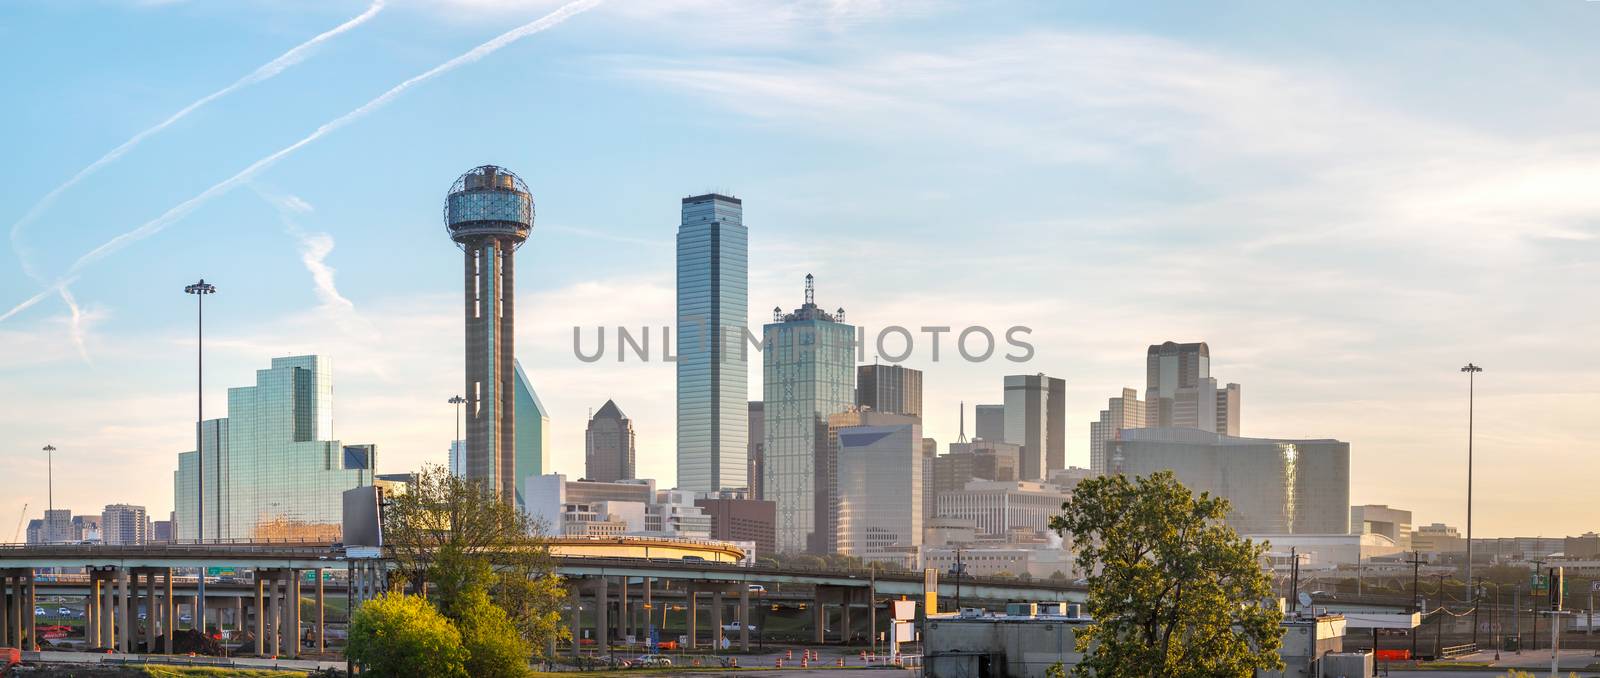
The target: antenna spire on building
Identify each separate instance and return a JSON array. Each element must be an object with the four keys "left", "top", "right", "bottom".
[
  {"left": 957, "top": 400, "right": 968, "bottom": 443},
  {"left": 804, "top": 273, "right": 815, "bottom": 306}
]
